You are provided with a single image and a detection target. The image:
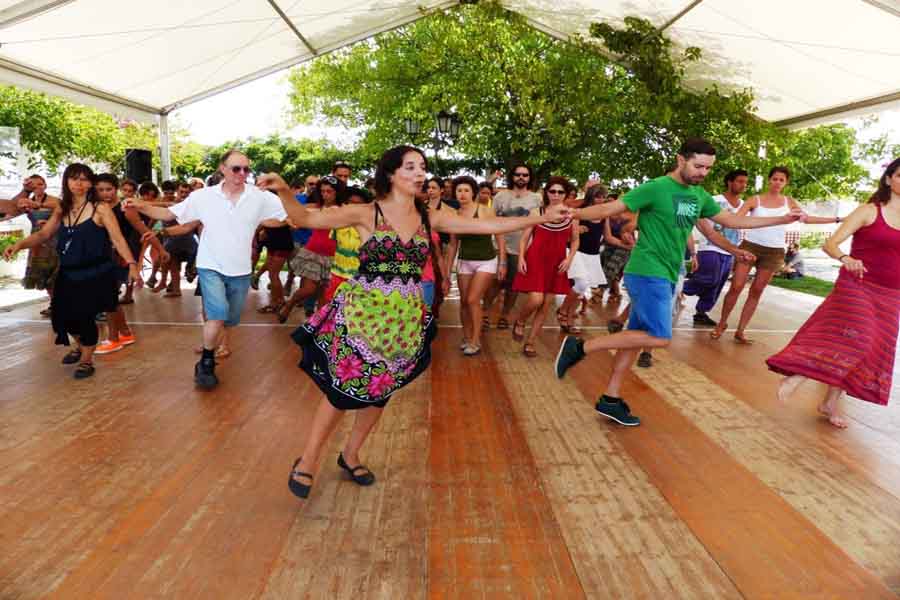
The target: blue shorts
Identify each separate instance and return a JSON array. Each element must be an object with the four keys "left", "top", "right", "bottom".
[
  {"left": 421, "top": 281, "right": 435, "bottom": 306},
  {"left": 198, "top": 268, "right": 251, "bottom": 327},
  {"left": 623, "top": 273, "right": 675, "bottom": 340}
]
